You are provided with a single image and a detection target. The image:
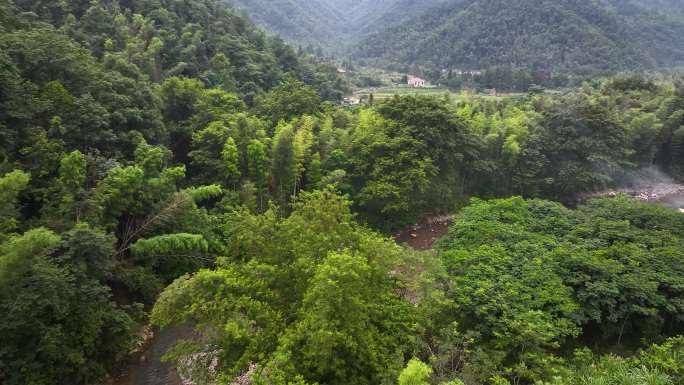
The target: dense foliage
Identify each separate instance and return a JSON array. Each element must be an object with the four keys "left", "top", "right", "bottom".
[
  {"left": 223, "top": 0, "right": 684, "bottom": 84},
  {"left": 1, "top": 0, "right": 684, "bottom": 384},
  {"left": 225, "top": 0, "right": 445, "bottom": 54},
  {"left": 353, "top": 0, "right": 684, "bottom": 84},
  {"left": 432, "top": 196, "right": 684, "bottom": 384},
  {"left": 148, "top": 195, "right": 684, "bottom": 385},
  {"left": 227, "top": 0, "right": 346, "bottom": 51},
  {"left": 151, "top": 190, "right": 419, "bottom": 385}
]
